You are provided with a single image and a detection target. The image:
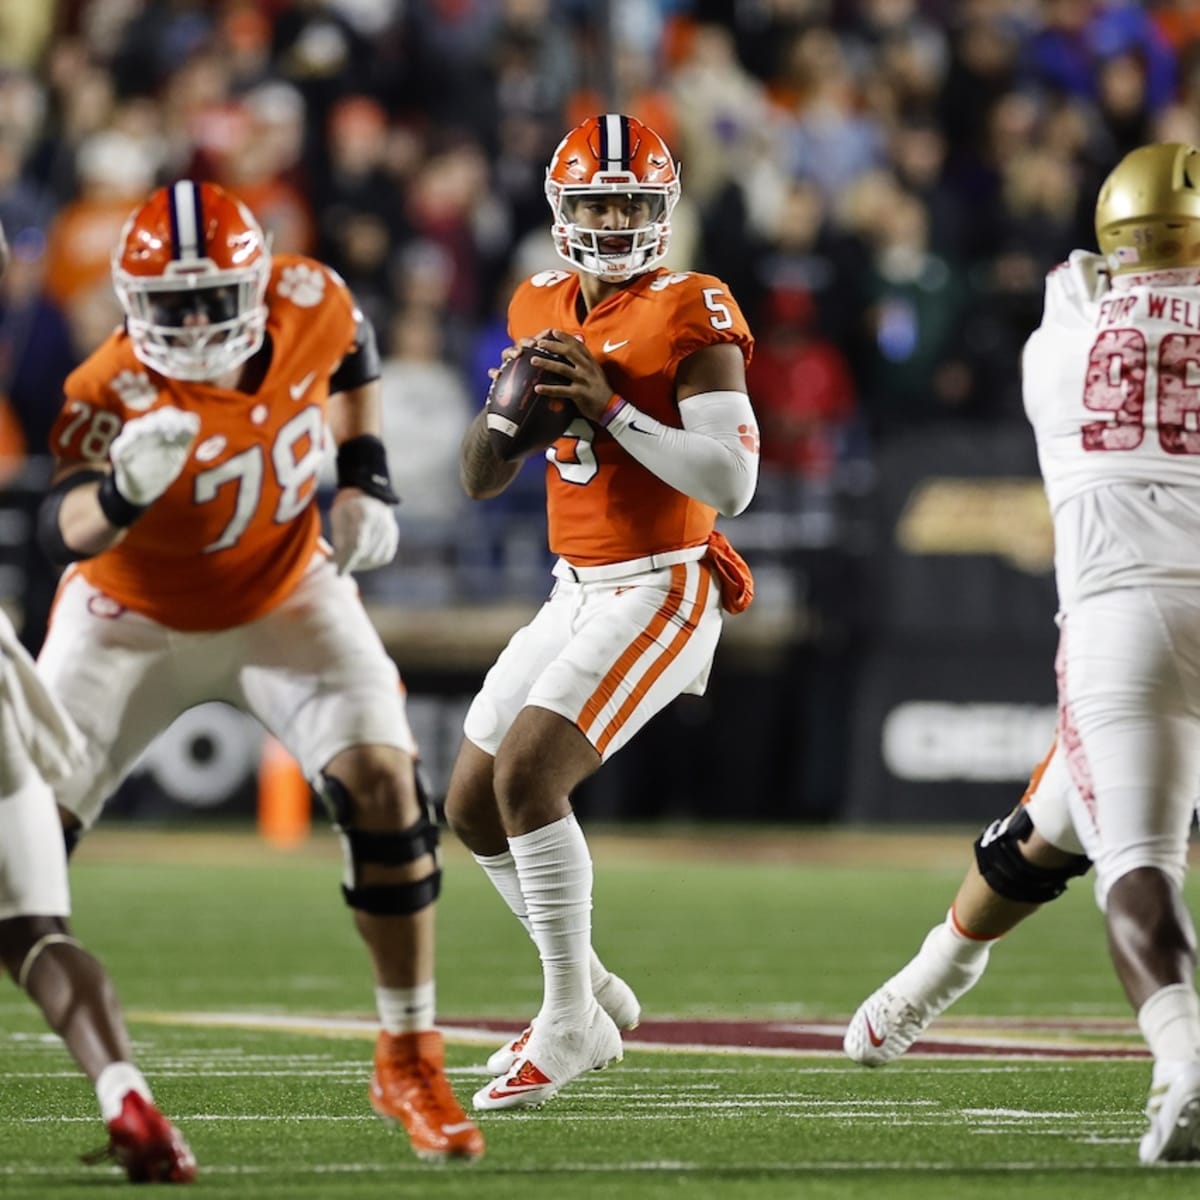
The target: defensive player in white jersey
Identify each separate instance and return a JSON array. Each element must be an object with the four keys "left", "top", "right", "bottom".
[
  {"left": 856, "top": 144, "right": 1200, "bottom": 1166},
  {"left": 0, "top": 211, "right": 196, "bottom": 1183},
  {"left": 843, "top": 256, "right": 1112, "bottom": 1070},
  {"left": 1026, "top": 143, "right": 1200, "bottom": 1164},
  {"left": 0, "top": 607, "right": 196, "bottom": 1183}
]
